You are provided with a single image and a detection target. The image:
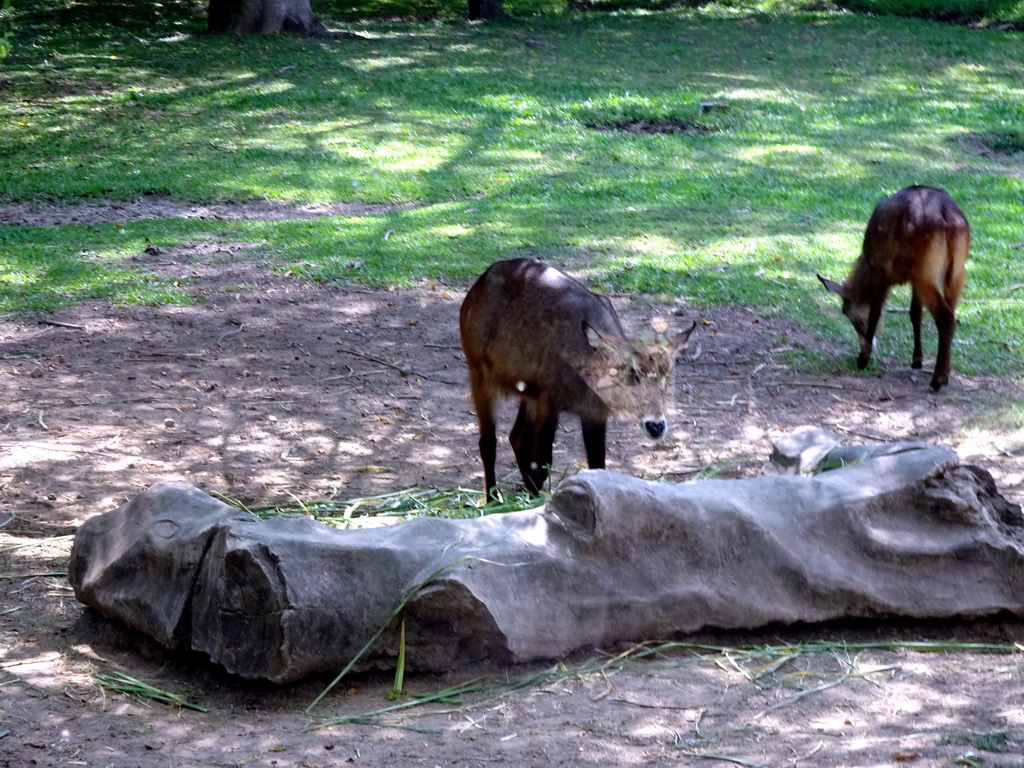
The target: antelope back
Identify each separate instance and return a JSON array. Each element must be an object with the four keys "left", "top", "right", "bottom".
[{"left": 861, "top": 185, "right": 970, "bottom": 295}]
